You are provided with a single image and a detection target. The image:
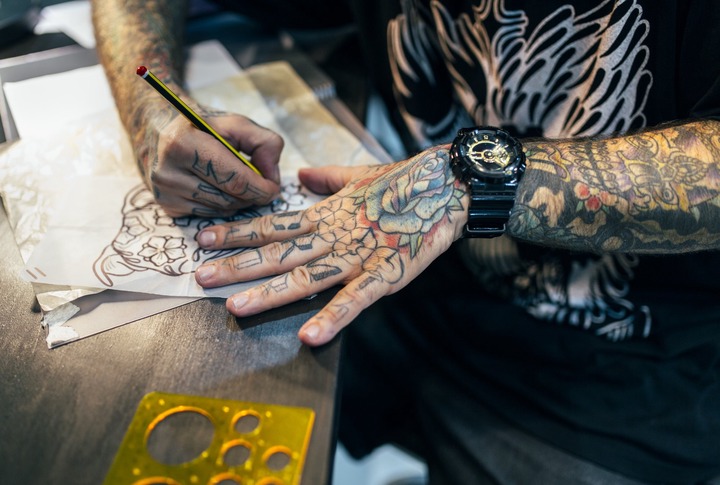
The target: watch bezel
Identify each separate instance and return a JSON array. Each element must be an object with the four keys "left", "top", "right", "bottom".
[{"left": 450, "top": 126, "right": 525, "bottom": 183}]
